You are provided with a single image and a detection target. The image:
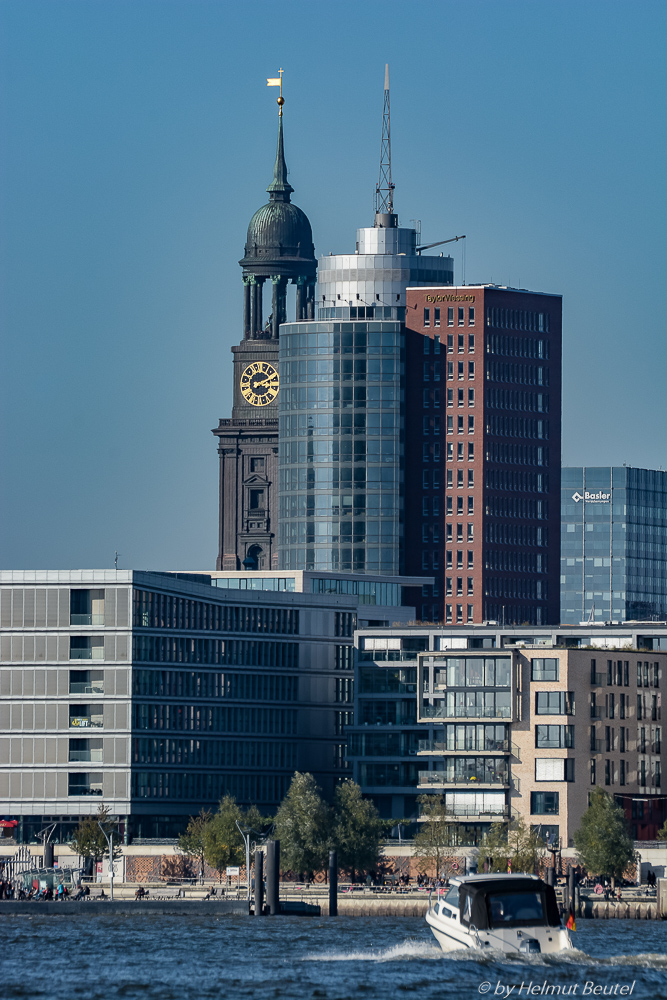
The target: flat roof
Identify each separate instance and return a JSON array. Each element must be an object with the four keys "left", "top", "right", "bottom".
[{"left": 406, "top": 284, "right": 562, "bottom": 298}]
